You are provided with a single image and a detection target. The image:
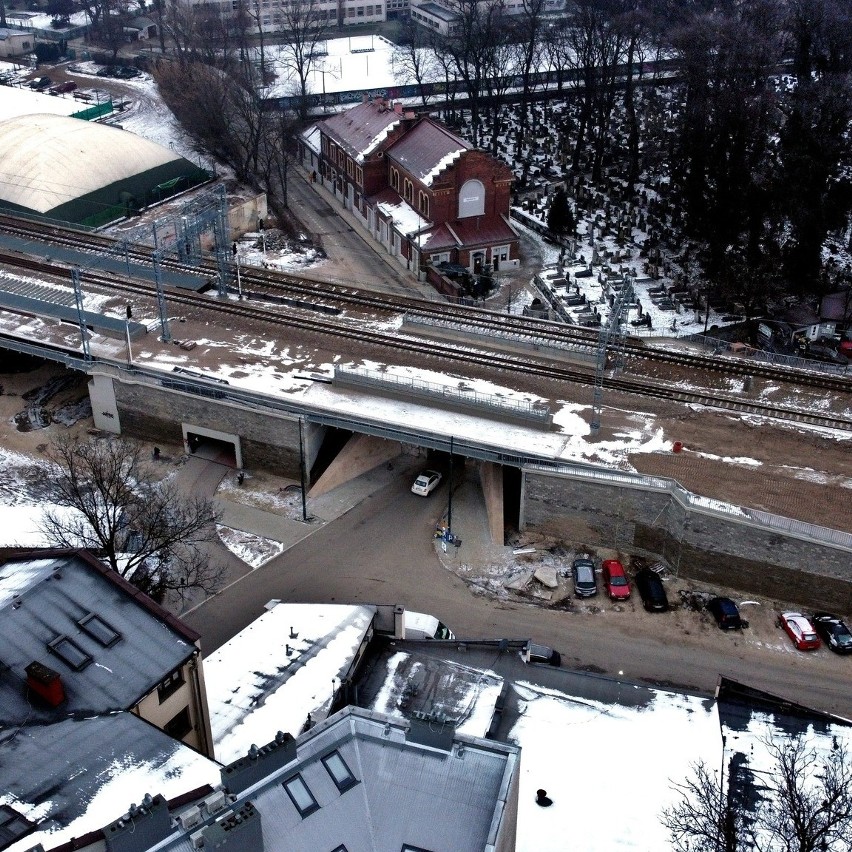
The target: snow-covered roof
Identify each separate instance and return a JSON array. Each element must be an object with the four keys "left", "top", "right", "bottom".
[
  {"left": 204, "top": 602, "right": 376, "bottom": 764},
  {"left": 300, "top": 123, "right": 322, "bottom": 156},
  {"left": 0, "top": 550, "right": 197, "bottom": 724},
  {"left": 123, "top": 706, "right": 519, "bottom": 852},
  {"left": 319, "top": 99, "right": 403, "bottom": 163},
  {"left": 387, "top": 117, "right": 470, "bottom": 186},
  {"left": 1, "top": 713, "right": 220, "bottom": 852},
  {"left": 373, "top": 190, "right": 431, "bottom": 236},
  {"left": 0, "top": 113, "right": 185, "bottom": 213}
]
